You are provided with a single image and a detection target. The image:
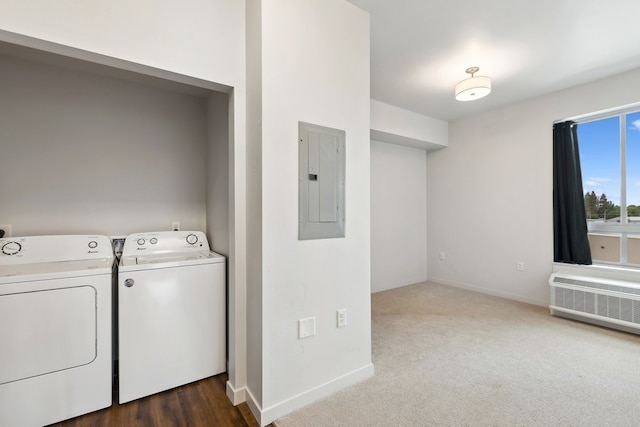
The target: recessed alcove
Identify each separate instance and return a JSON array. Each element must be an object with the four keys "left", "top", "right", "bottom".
[{"left": 0, "top": 32, "right": 231, "bottom": 250}]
